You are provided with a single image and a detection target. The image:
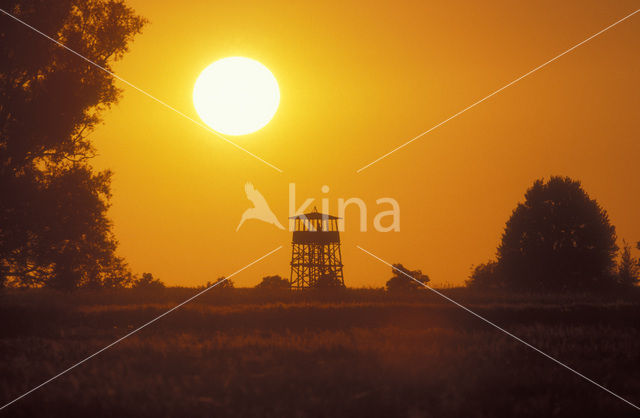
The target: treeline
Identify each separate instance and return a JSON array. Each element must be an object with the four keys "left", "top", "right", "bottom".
[
  {"left": 2, "top": 3, "right": 638, "bottom": 294},
  {"left": 198, "top": 266, "right": 429, "bottom": 294},
  {"left": 465, "top": 176, "right": 639, "bottom": 292},
  {"left": 384, "top": 176, "right": 639, "bottom": 294}
]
